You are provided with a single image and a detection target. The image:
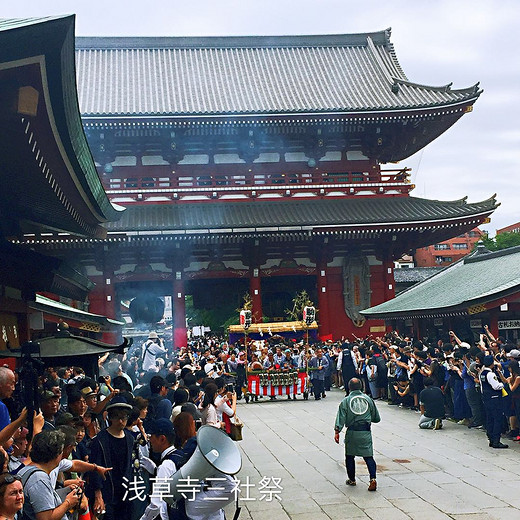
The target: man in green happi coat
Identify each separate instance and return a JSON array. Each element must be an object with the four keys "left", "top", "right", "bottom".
[{"left": 334, "top": 377, "right": 380, "bottom": 491}]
